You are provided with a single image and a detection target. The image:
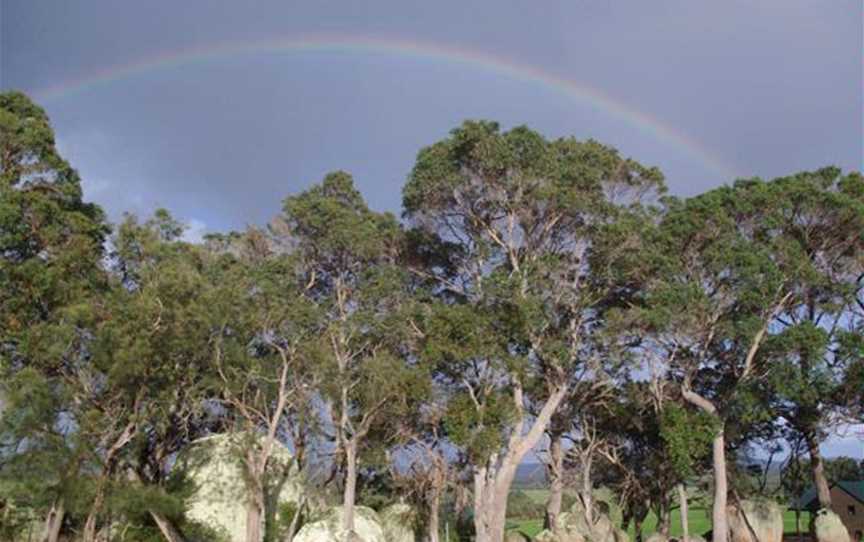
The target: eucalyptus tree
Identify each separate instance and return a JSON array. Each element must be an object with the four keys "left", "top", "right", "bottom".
[
  {"left": 403, "top": 120, "right": 664, "bottom": 541},
  {"left": 91, "top": 210, "right": 222, "bottom": 542},
  {"left": 391, "top": 389, "right": 452, "bottom": 542},
  {"left": 0, "top": 91, "right": 108, "bottom": 542},
  {"left": 279, "top": 172, "right": 428, "bottom": 539},
  {"left": 541, "top": 376, "right": 619, "bottom": 531},
  {"left": 756, "top": 168, "right": 864, "bottom": 509},
  {"left": 208, "top": 226, "right": 320, "bottom": 542},
  {"left": 588, "top": 382, "right": 704, "bottom": 542},
  {"left": 622, "top": 176, "right": 839, "bottom": 542}
]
